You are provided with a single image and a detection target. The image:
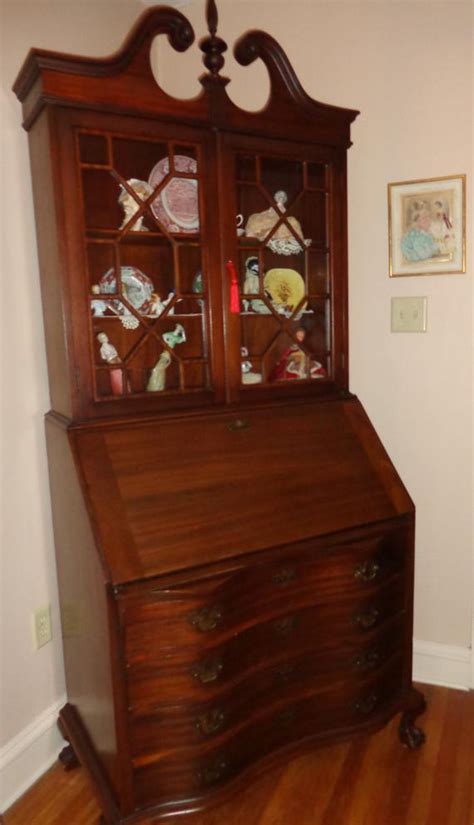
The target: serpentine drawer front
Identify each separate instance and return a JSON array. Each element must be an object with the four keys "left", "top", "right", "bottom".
[
  {"left": 130, "top": 659, "right": 404, "bottom": 808},
  {"left": 119, "top": 526, "right": 408, "bottom": 654},
  {"left": 124, "top": 580, "right": 406, "bottom": 705},
  {"left": 128, "top": 618, "right": 405, "bottom": 758}
]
